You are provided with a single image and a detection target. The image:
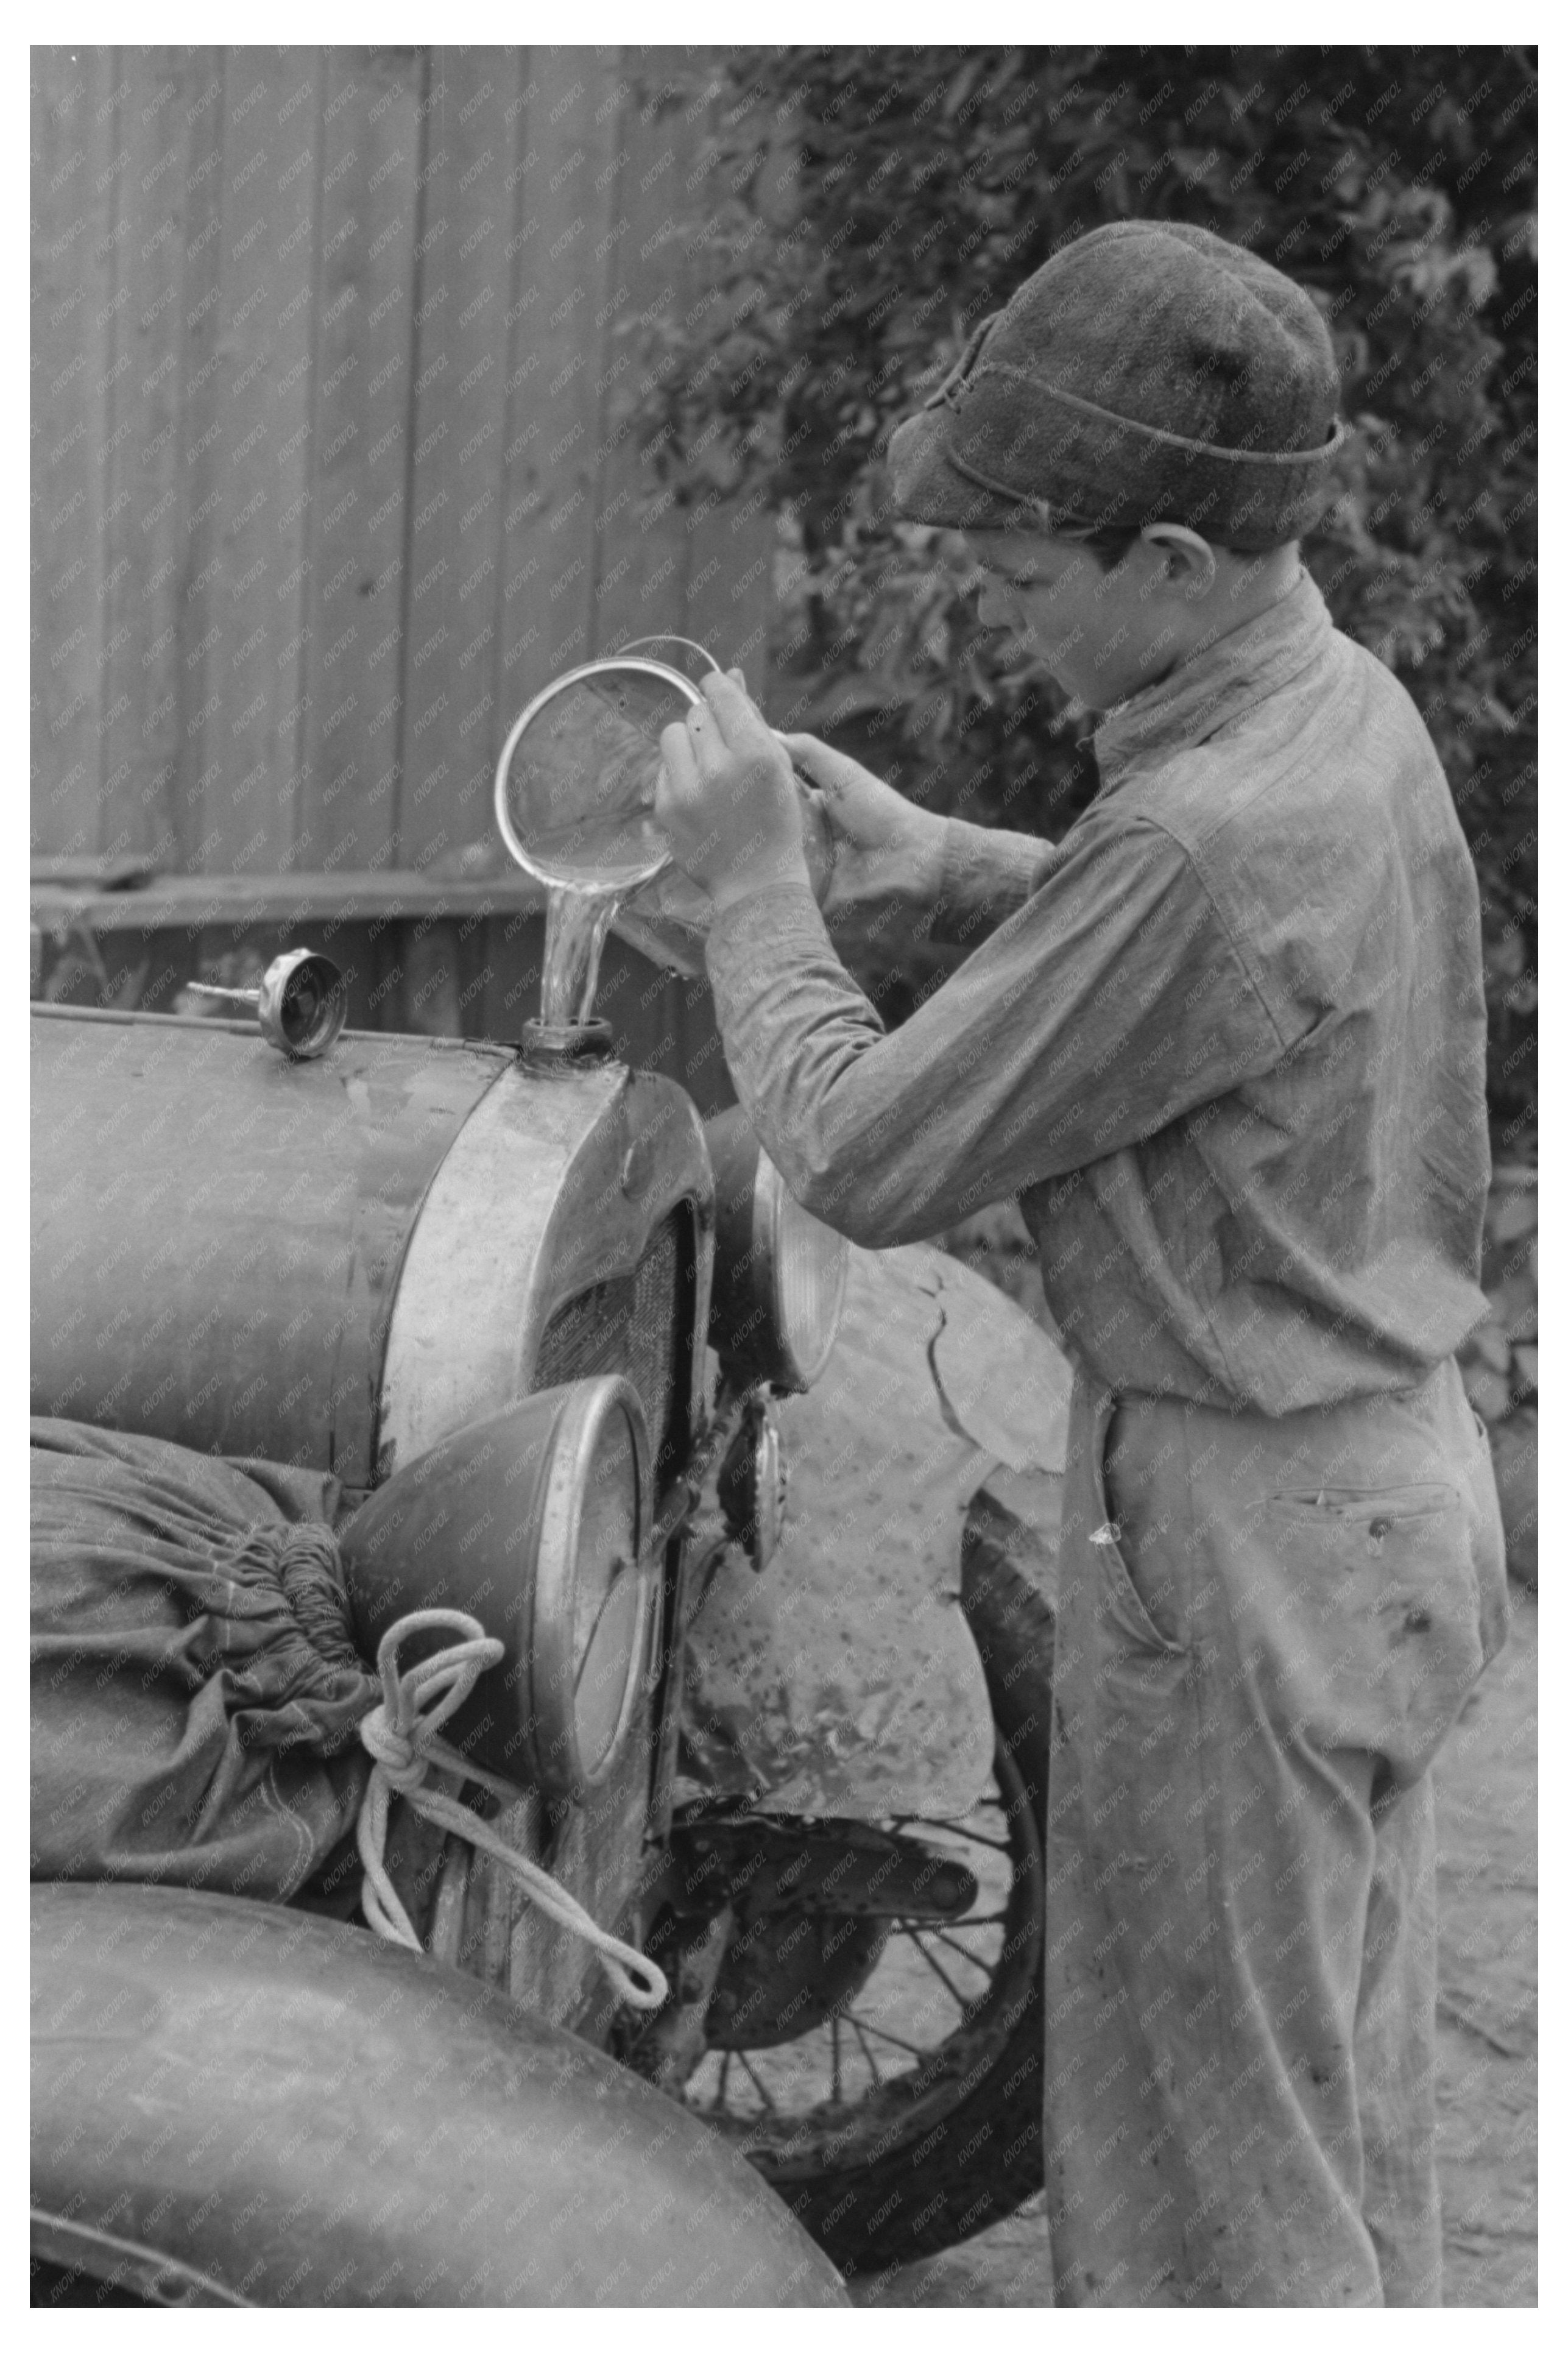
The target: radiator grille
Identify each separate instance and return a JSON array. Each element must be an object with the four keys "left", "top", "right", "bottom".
[{"left": 534, "top": 1212, "right": 687, "bottom": 1482}]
